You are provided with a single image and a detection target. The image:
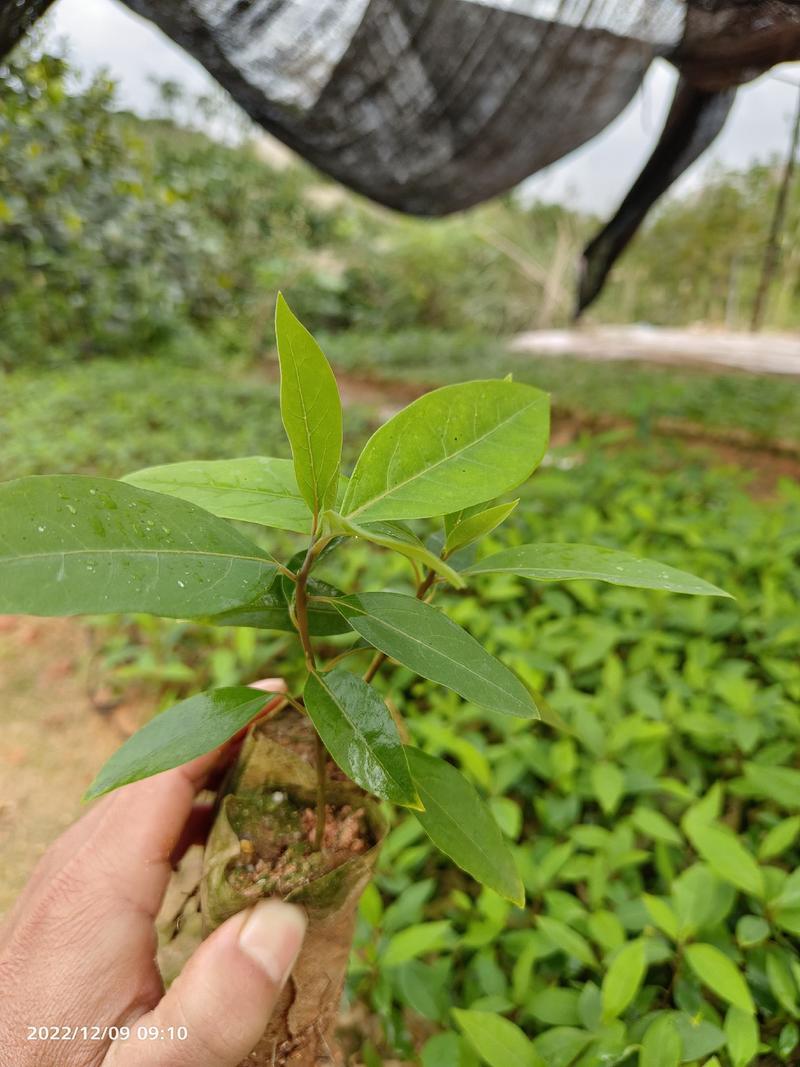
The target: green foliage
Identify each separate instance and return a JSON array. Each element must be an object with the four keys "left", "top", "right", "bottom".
[
  {"left": 340, "top": 381, "right": 549, "bottom": 523},
  {"left": 0, "top": 299, "right": 722, "bottom": 905},
  {"left": 85, "top": 687, "right": 270, "bottom": 799},
  {"left": 275, "top": 292, "right": 342, "bottom": 517},
  {"left": 4, "top": 300, "right": 799, "bottom": 1066},
  {"left": 0, "top": 48, "right": 317, "bottom": 367},
  {"left": 335, "top": 592, "right": 540, "bottom": 720},
  {"left": 303, "top": 669, "right": 419, "bottom": 807},
  {"left": 0, "top": 475, "right": 276, "bottom": 616},
  {"left": 124, "top": 457, "right": 317, "bottom": 534}
]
